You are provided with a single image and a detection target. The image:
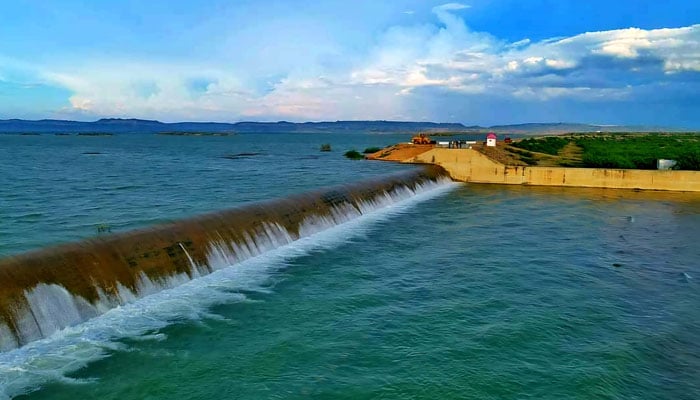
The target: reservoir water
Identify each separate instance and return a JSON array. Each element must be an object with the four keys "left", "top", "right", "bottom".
[{"left": 1, "top": 132, "right": 699, "bottom": 399}]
